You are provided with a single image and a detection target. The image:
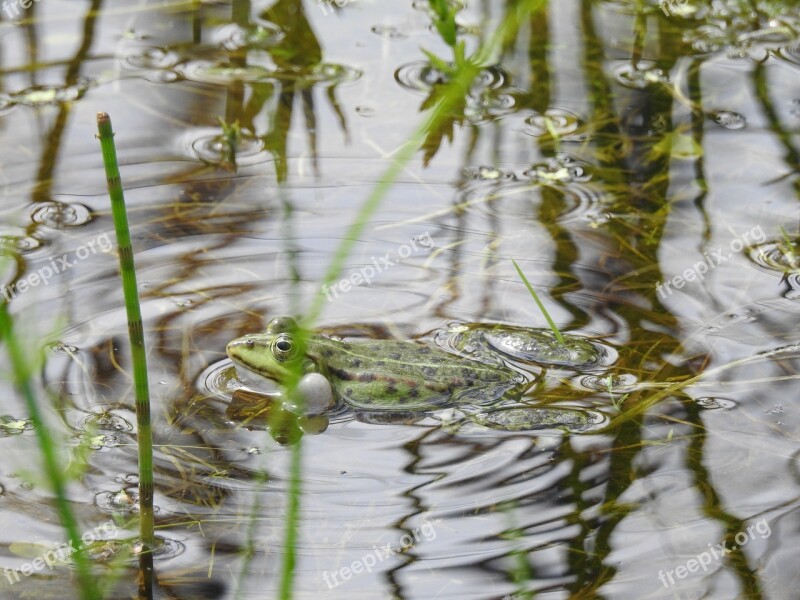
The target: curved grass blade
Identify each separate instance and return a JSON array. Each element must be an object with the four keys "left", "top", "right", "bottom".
[
  {"left": 0, "top": 306, "right": 101, "bottom": 600},
  {"left": 512, "top": 259, "right": 566, "bottom": 345}
]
